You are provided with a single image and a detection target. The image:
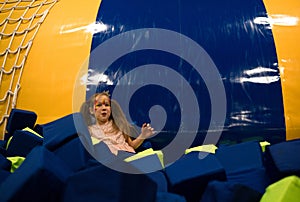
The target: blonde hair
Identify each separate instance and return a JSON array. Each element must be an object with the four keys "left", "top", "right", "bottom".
[{"left": 80, "top": 92, "right": 139, "bottom": 138}]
